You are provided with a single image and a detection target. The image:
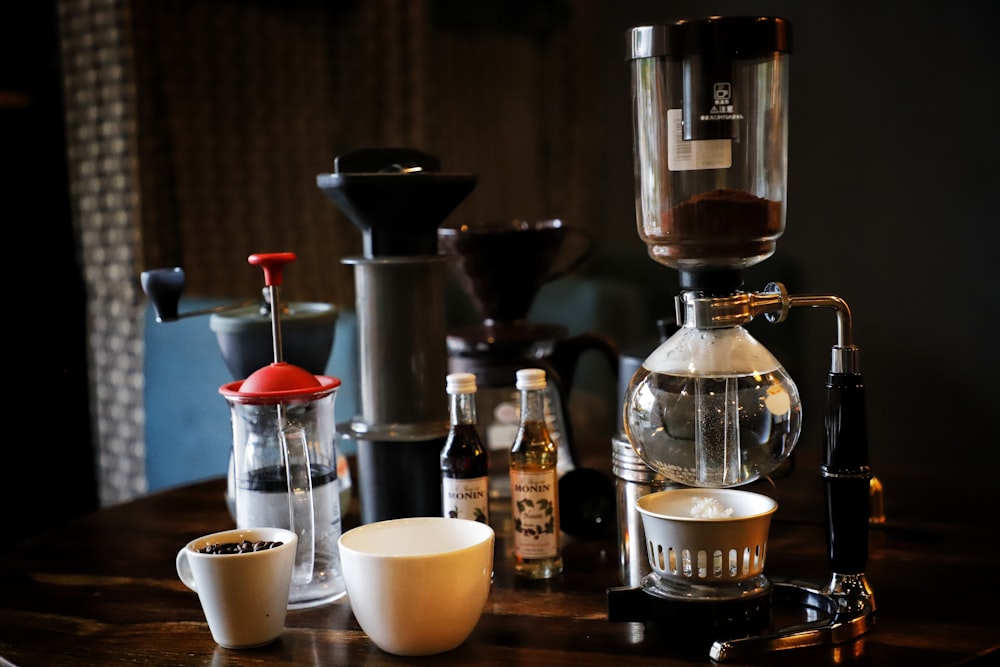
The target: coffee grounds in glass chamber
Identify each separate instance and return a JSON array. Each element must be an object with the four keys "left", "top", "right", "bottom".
[{"left": 658, "top": 188, "right": 782, "bottom": 260}]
